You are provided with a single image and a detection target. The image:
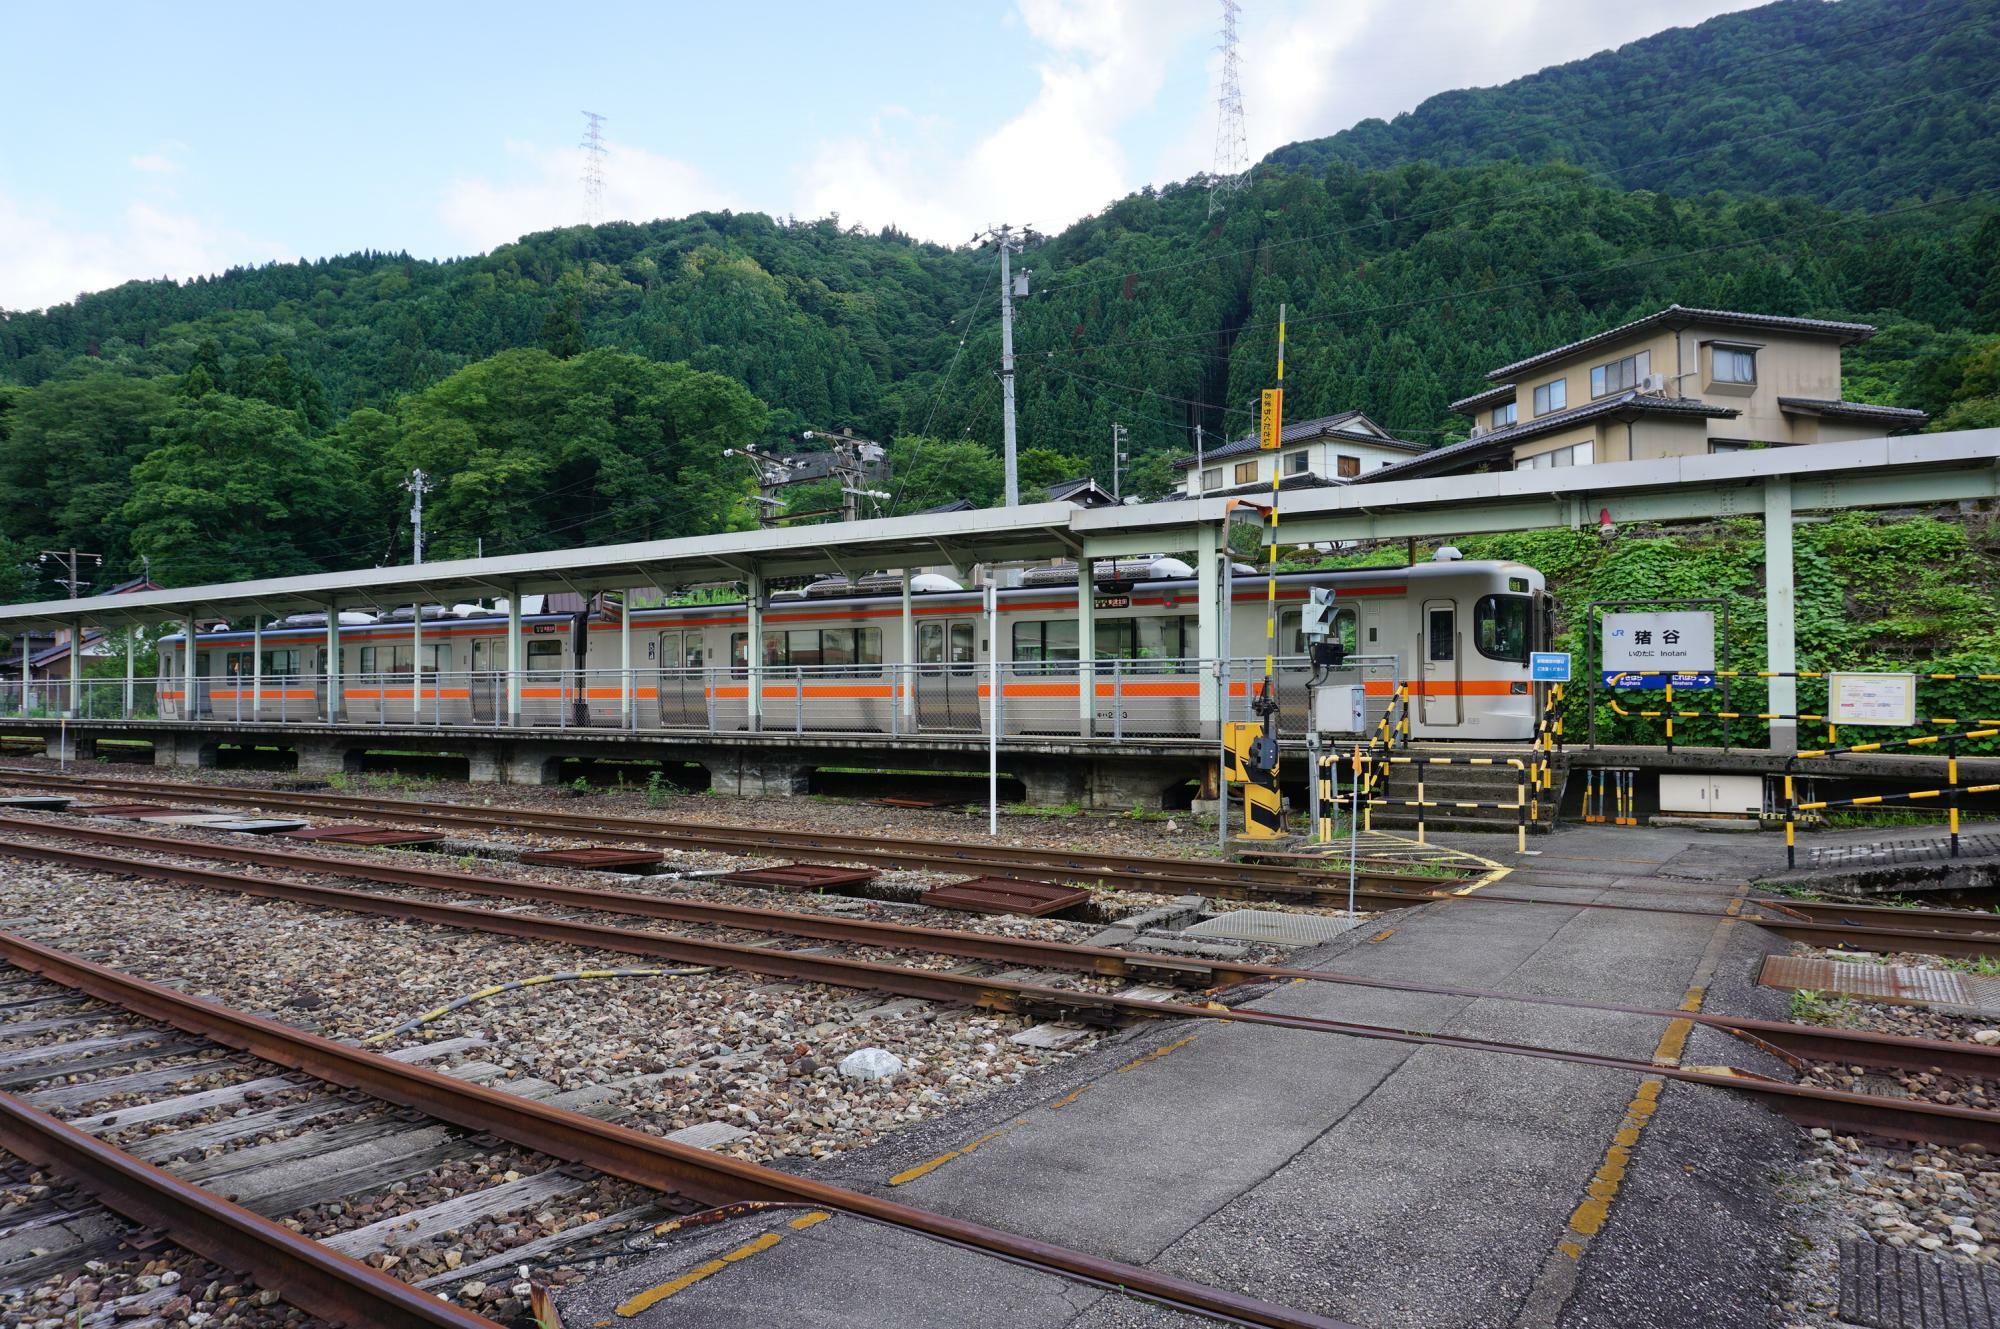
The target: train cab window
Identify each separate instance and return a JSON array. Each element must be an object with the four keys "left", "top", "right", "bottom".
[
  {"left": 1012, "top": 619, "right": 1079, "bottom": 673},
  {"left": 1473, "top": 595, "right": 1531, "bottom": 664},
  {"left": 1331, "top": 607, "right": 1357, "bottom": 655},
  {"left": 1427, "top": 608, "right": 1455, "bottom": 661}
]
